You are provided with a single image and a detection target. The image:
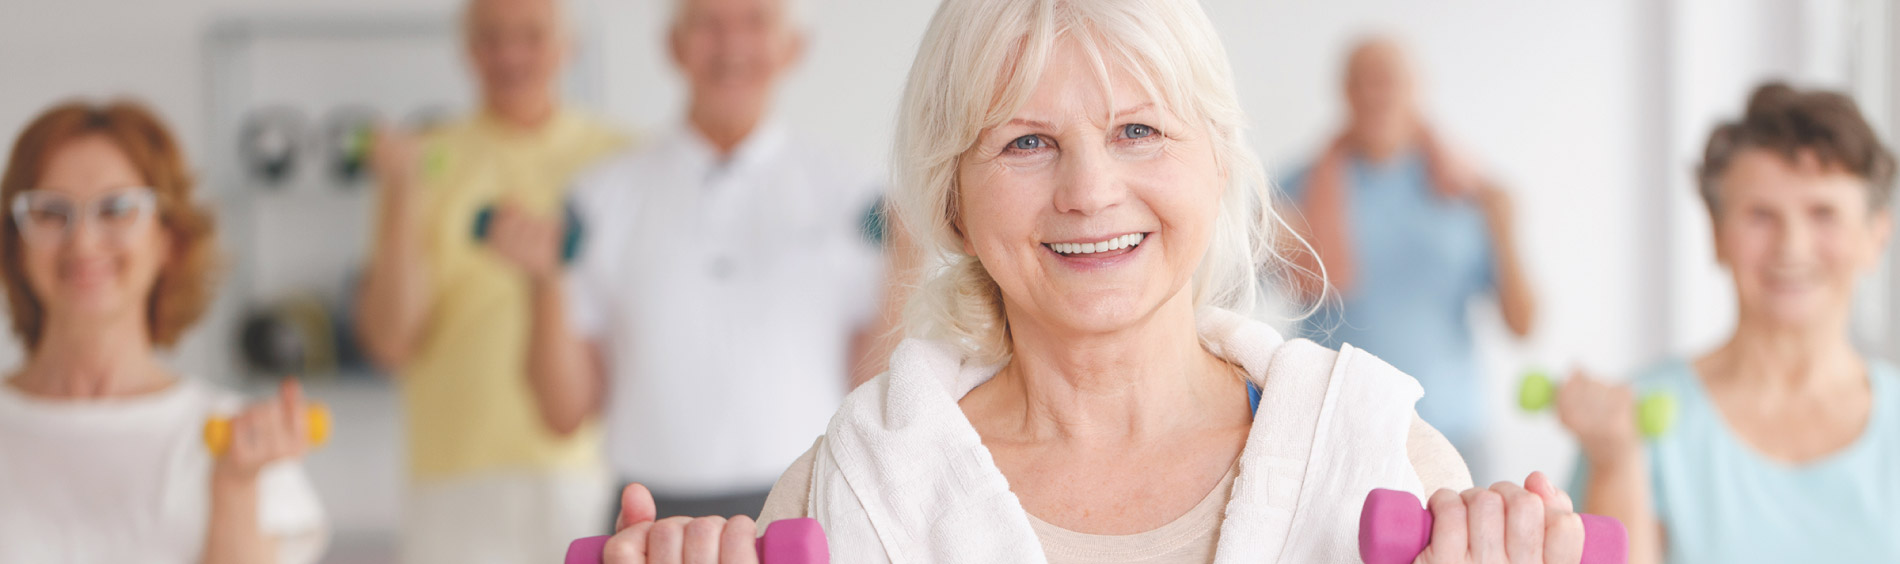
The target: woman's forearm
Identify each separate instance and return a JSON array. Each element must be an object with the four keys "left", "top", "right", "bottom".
[
  {"left": 1583, "top": 454, "right": 1664, "bottom": 564},
  {"left": 1291, "top": 159, "right": 1355, "bottom": 298},
  {"left": 1477, "top": 183, "right": 1536, "bottom": 337},
  {"left": 356, "top": 187, "right": 432, "bottom": 370},
  {"left": 1284, "top": 212, "right": 1334, "bottom": 300},
  {"left": 525, "top": 275, "right": 605, "bottom": 436},
  {"left": 202, "top": 477, "right": 276, "bottom": 564}
]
